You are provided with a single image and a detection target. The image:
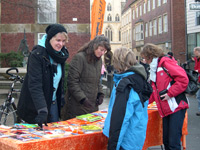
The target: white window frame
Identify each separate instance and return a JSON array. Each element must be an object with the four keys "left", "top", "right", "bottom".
[
  {"left": 153, "top": 19, "right": 157, "bottom": 35},
  {"left": 152, "top": 0, "right": 155, "bottom": 9},
  {"left": 163, "top": 14, "right": 168, "bottom": 32},
  {"left": 136, "top": 7, "right": 139, "bottom": 18},
  {"left": 163, "top": 0, "right": 167, "bottom": 4},
  {"left": 157, "top": 0, "right": 161, "bottom": 7},
  {"left": 145, "top": 23, "right": 148, "bottom": 37},
  {"left": 143, "top": 2, "right": 146, "bottom": 14},
  {"left": 148, "top": 0, "right": 151, "bottom": 12},
  {"left": 38, "top": 0, "right": 57, "bottom": 24},
  {"left": 133, "top": 9, "right": 135, "bottom": 20},
  {"left": 135, "top": 23, "right": 144, "bottom": 41},
  {"left": 158, "top": 16, "right": 162, "bottom": 34},
  {"left": 149, "top": 21, "right": 153, "bottom": 36},
  {"left": 140, "top": 5, "right": 142, "bottom": 16}
]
